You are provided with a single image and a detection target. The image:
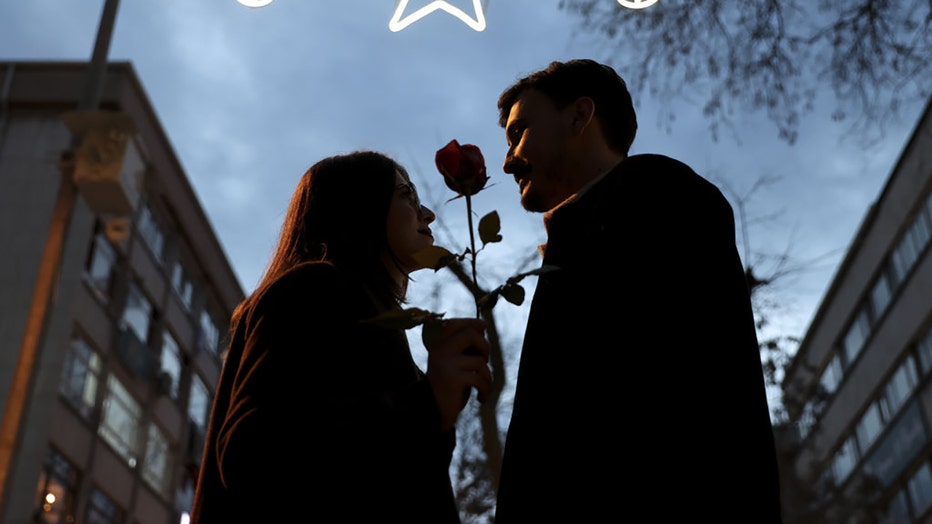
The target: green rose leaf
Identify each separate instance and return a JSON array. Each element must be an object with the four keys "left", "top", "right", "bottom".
[
  {"left": 500, "top": 283, "right": 525, "bottom": 306},
  {"left": 421, "top": 317, "right": 445, "bottom": 349},
  {"left": 412, "top": 245, "right": 456, "bottom": 271},
  {"left": 478, "top": 210, "right": 502, "bottom": 245},
  {"left": 362, "top": 307, "right": 444, "bottom": 330}
]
